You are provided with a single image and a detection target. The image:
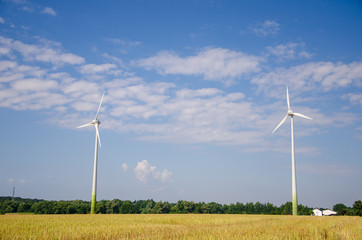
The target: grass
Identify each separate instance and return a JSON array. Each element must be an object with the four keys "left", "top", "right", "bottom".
[{"left": 1, "top": 214, "right": 361, "bottom": 239}]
